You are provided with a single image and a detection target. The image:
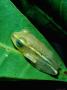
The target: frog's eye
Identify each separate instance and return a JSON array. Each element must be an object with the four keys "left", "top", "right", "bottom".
[{"left": 16, "top": 40, "right": 24, "bottom": 47}]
